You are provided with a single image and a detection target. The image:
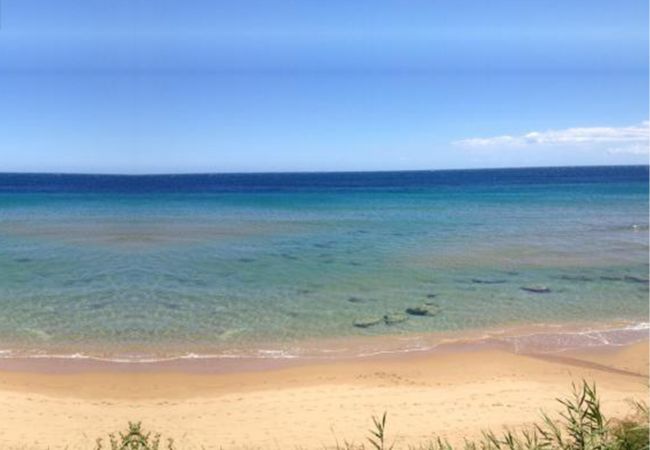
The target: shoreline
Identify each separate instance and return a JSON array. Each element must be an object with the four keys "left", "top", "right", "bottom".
[
  {"left": 0, "top": 319, "right": 646, "bottom": 373},
  {"left": 0, "top": 338, "right": 645, "bottom": 449}
]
